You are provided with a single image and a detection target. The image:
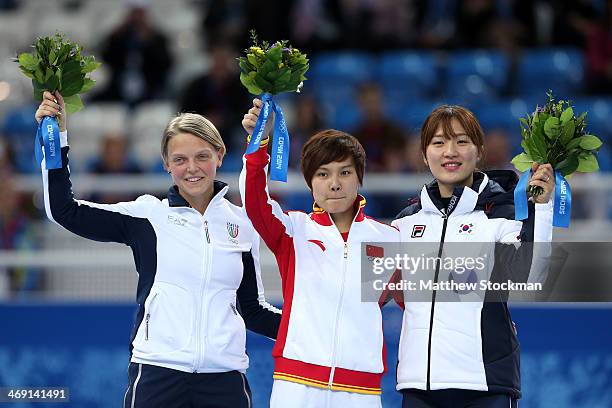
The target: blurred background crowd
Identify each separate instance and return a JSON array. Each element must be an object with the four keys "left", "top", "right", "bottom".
[
  {"left": 1, "top": 0, "right": 612, "bottom": 295},
  {"left": 1, "top": 2, "right": 612, "bottom": 407}
]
